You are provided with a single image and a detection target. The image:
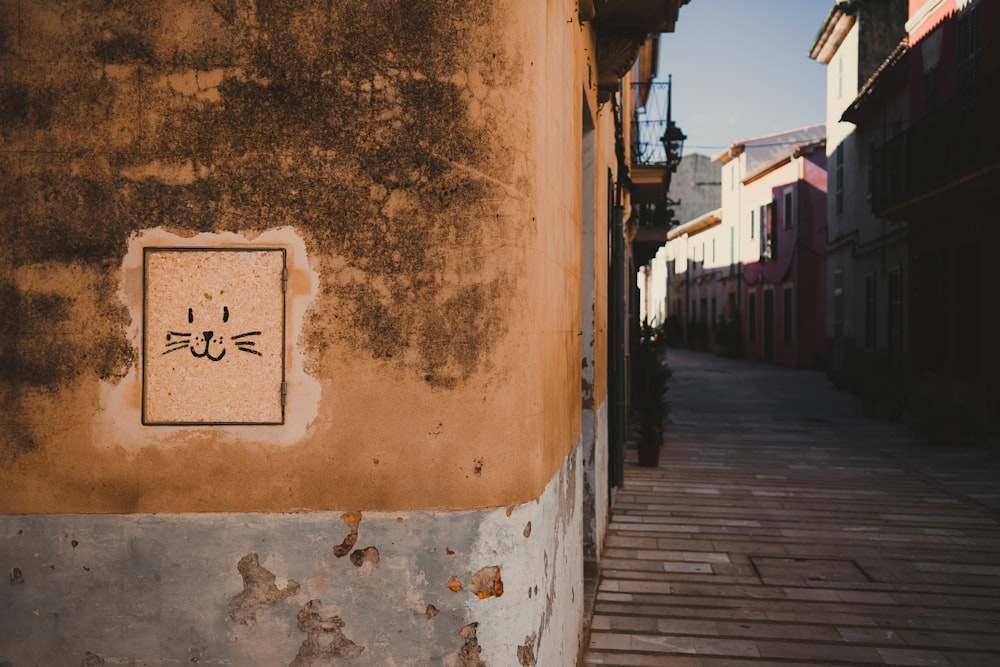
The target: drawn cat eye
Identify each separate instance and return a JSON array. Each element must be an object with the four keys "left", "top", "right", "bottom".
[
  {"left": 187, "top": 308, "right": 193, "bottom": 324},
  {"left": 223, "top": 306, "right": 229, "bottom": 323}
]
